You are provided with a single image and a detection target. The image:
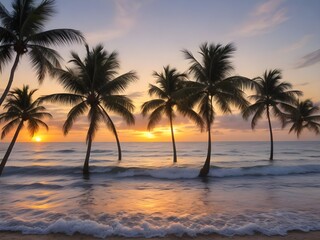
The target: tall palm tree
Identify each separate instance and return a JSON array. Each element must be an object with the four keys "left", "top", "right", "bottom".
[
  {"left": 141, "top": 65, "right": 203, "bottom": 163},
  {"left": 0, "top": 0, "right": 85, "bottom": 105},
  {"left": 242, "top": 69, "right": 302, "bottom": 160},
  {"left": 41, "top": 44, "right": 137, "bottom": 174},
  {"left": 283, "top": 99, "right": 320, "bottom": 137},
  {"left": 183, "top": 43, "right": 250, "bottom": 177},
  {"left": 0, "top": 85, "right": 51, "bottom": 176}
]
